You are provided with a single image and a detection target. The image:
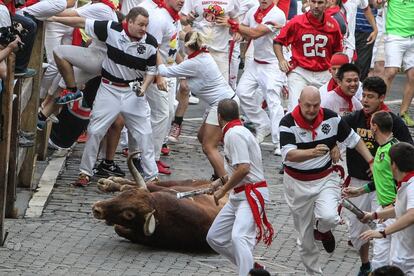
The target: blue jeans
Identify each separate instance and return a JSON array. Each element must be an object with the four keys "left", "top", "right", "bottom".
[{"left": 11, "top": 13, "right": 37, "bottom": 72}]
